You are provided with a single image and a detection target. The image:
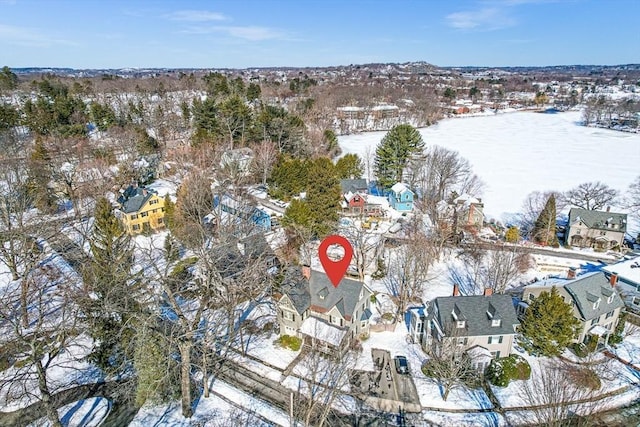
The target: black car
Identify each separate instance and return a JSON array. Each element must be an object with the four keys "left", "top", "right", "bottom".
[{"left": 394, "top": 355, "right": 409, "bottom": 374}]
